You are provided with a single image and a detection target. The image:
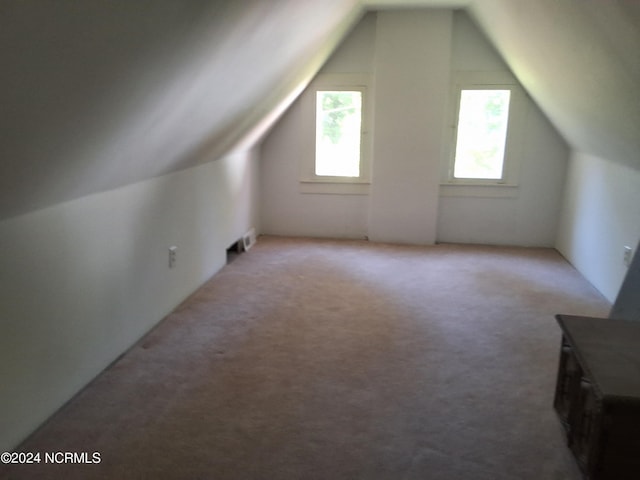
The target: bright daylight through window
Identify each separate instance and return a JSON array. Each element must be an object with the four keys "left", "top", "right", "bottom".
[
  {"left": 315, "top": 91, "right": 362, "bottom": 177},
  {"left": 453, "top": 89, "right": 511, "bottom": 180}
]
